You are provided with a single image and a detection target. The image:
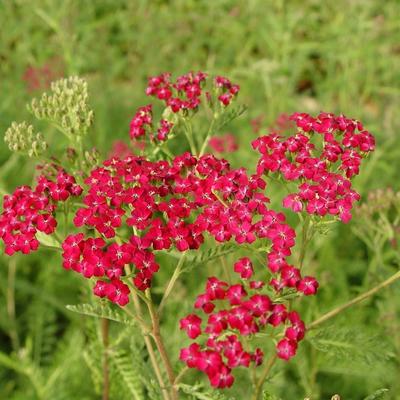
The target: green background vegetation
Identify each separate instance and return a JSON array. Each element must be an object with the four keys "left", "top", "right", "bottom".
[{"left": 0, "top": 1, "right": 400, "bottom": 399}]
